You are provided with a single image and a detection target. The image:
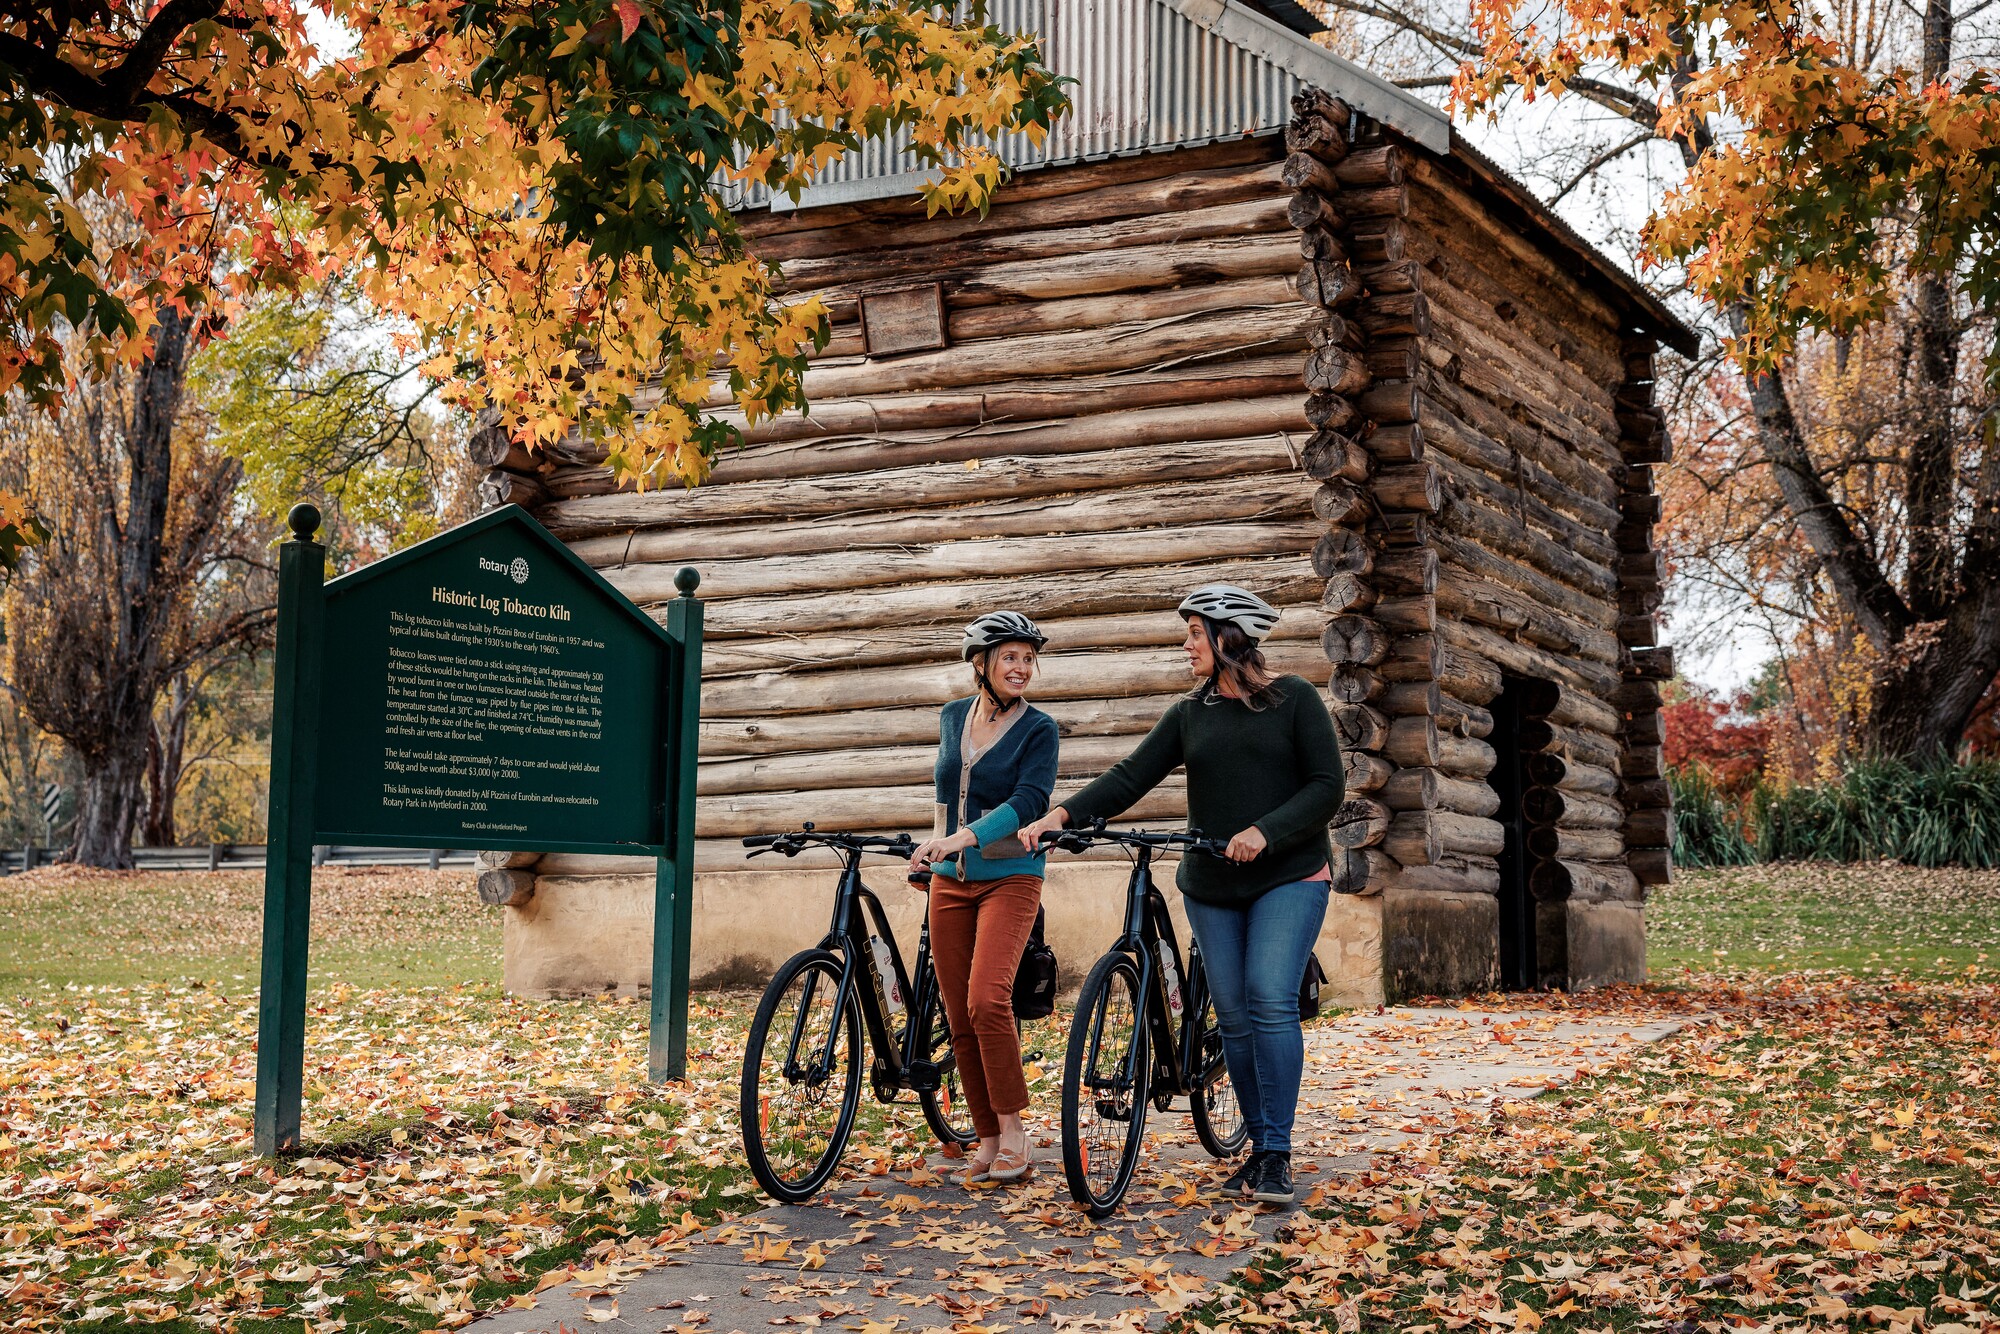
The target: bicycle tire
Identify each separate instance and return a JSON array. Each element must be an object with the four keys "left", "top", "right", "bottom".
[
  {"left": 917, "top": 991, "right": 977, "bottom": 1148},
  {"left": 741, "top": 949, "right": 863, "bottom": 1203},
  {"left": 1061, "top": 950, "right": 1151, "bottom": 1218},
  {"left": 1188, "top": 987, "right": 1249, "bottom": 1158}
]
